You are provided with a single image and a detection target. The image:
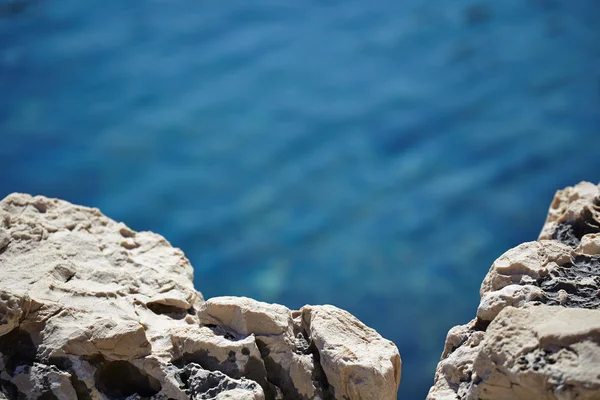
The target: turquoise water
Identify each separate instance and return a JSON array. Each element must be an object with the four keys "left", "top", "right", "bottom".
[{"left": 1, "top": 0, "right": 599, "bottom": 398}]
